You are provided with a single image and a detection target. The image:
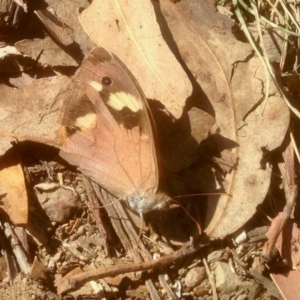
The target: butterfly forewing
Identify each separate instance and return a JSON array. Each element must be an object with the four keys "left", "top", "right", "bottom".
[{"left": 59, "top": 48, "right": 159, "bottom": 200}]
